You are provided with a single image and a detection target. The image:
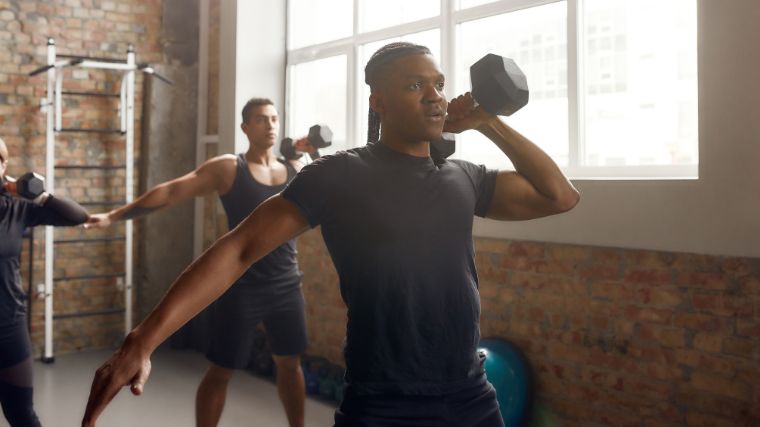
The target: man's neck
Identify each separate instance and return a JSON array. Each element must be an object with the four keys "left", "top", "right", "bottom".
[
  {"left": 379, "top": 134, "right": 430, "bottom": 158},
  {"left": 244, "top": 145, "right": 276, "bottom": 166}
]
